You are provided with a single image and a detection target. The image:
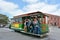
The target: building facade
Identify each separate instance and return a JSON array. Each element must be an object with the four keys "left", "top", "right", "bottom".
[{"left": 46, "top": 14, "right": 60, "bottom": 27}]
